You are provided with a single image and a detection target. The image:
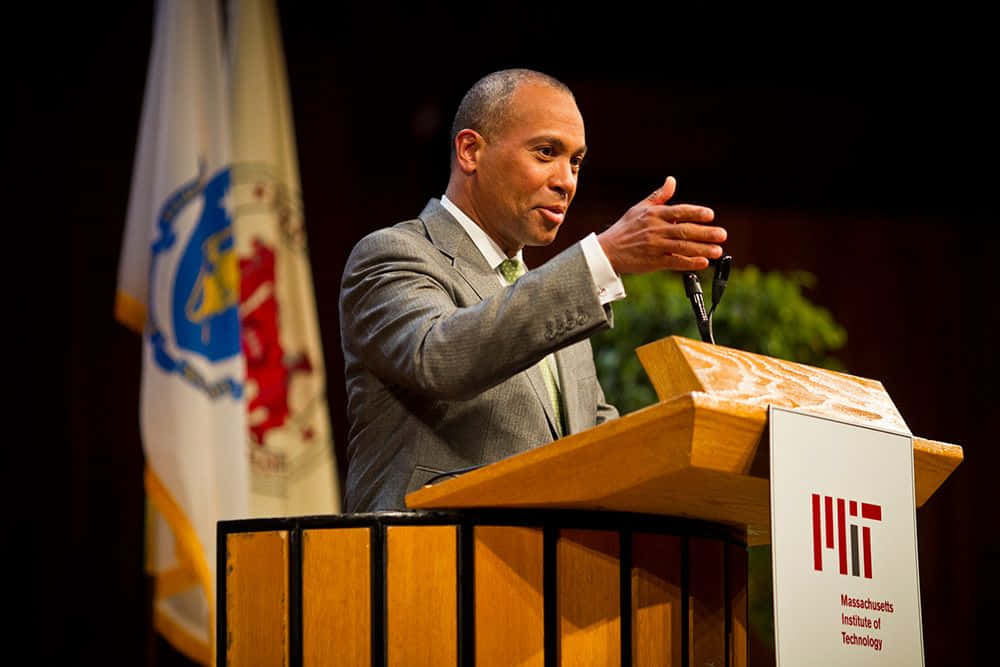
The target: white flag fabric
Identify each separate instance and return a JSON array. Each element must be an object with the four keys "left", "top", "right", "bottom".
[
  {"left": 118, "top": 0, "right": 249, "bottom": 661},
  {"left": 228, "top": 0, "right": 340, "bottom": 518},
  {"left": 117, "top": 1, "right": 341, "bottom": 662}
]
